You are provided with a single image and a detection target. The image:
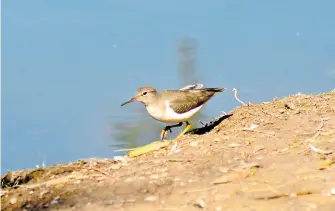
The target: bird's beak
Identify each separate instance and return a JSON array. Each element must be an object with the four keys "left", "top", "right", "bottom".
[{"left": 121, "top": 97, "right": 136, "bottom": 106}]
